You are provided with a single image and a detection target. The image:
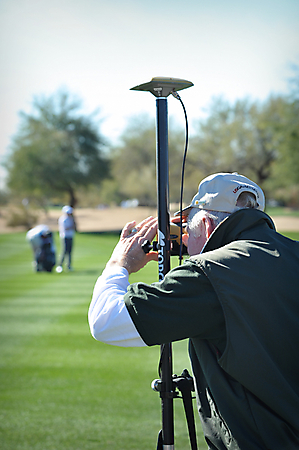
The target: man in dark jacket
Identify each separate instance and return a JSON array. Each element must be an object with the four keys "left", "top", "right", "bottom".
[{"left": 89, "top": 172, "right": 299, "bottom": 449}]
